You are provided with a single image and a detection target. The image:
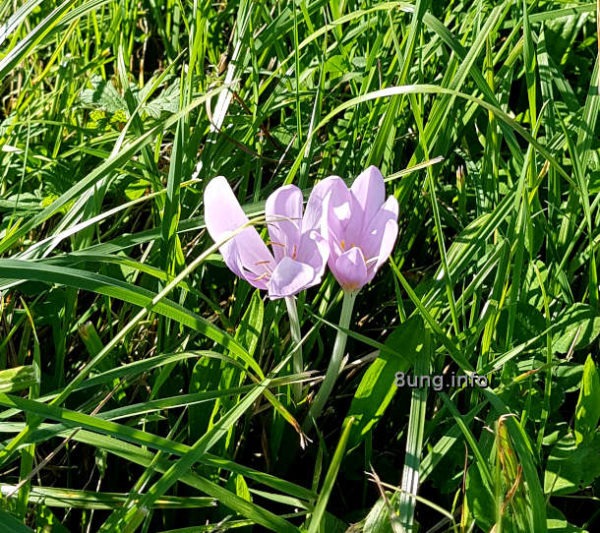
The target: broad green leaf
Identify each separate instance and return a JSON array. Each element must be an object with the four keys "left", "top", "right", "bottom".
[
  {"left": 466, "top": 464, "right": 495, "bottom": 532},
  {"left": 547, "top": 506, "right": 587, "bottom": 533},
  {"left": 493, "top": 415, "right": 529, "bottom": 532},
  {"left": 363, "top": 495, "right": 404, "bottom": 533},
  {"left": 574, "top": 355, "right": 600, "bottom": 444},
  {"left": 552, "top": 304, "right": 600, "bottom": 354},
  {"left": 483, "top": 392, "right": 547, "bottom": 531},
  {"left": 236, "top": 289, "right": 264, "bottom": 357},
  {"left": 79, "top": 75, "right": 126, "bottom": 113},
  {"left": 0, "top": 510, "right": 34, "bottom": 532},
  {"left": 226, "top": 473, "right": 252, "bottom": 504},
  {"left": 344, "top": 315, "right": 422, "bottom": 449},
  {"left": 0, "top": 366, "right": 38, "bottom": 394},
  {"left": 545, "top": 432, "right": 600, "bottom": 495}
]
